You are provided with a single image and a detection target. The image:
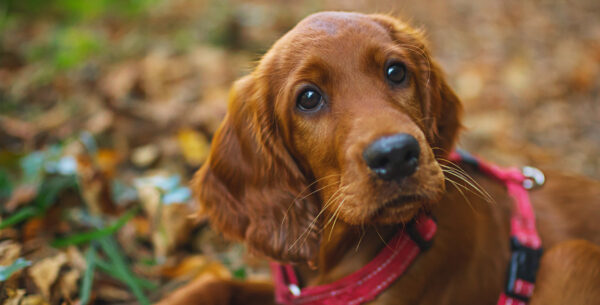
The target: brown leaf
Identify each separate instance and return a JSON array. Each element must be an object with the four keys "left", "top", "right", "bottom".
[
  {"left": 176, "top": 128, "right": 209, "bottom": 166},
  {"left": 99, "top": 61, "right": 140, "bottom": 101},
  {"left": 152, "top": 203, "right": 194, "bottom": 259},
  {"left": 4, "top": 184, "right": 37, "bottom": 212},
  {"left": 0, "top": 240, "right": 22, "bottom": 266},
  {"left": 96, "top": 149, "right": 122, "bottom": 178},
  {"left": 3, "top": 288, "right": 26, "bottom": 305},
  {"left": 0, "top": 115, "right": 38, "bottom": 140},
  {"left": 131, "top": 144, "right": 160, "bottom": 168},
  {"left": 28, "top": 252, "right": 68, "bottom": 299},
  {"left": 95, "top": 284, "right": 132, "bottom": 302},
  {"left": 21, "top": 295, "right": 49, "bottom": 305},
  {"left": 22, "top": 218, "right": 44, "bottom": 242},
  {"left": 58, "top": 269, "right": 80, "bottom": 300}
]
